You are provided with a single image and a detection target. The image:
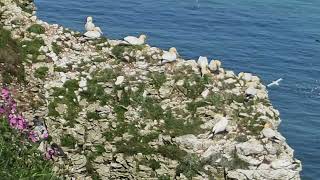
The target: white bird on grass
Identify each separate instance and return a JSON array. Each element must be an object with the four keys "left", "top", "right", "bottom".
[
  {"left": 267, "top": 78, "right": 283, "bottom": 87},
  {"left": 85, "top": 16, "right": 96, "bottom": 32},
  {"left": 208, "top": 117, "right": 229, "bottom": 138},
  {"left": 162, "top": 47, "right": 178, "bottom": 63},
  {"left": 124, "top": 34, "right": 147, "bottom": 45},
  {"left": 84, "top": 27, "right": 103, "bottom": 39}
]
